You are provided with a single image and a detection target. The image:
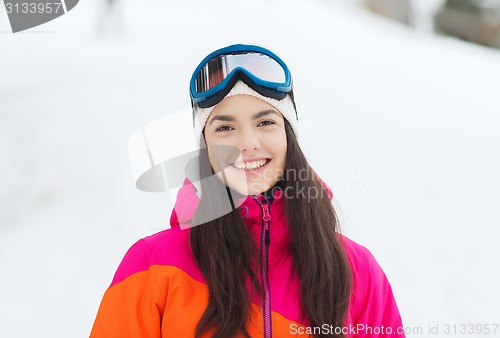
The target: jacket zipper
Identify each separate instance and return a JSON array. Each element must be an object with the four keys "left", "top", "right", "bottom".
[{"left": 254, "top": 196, "right": 272, "bottom": 338}]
